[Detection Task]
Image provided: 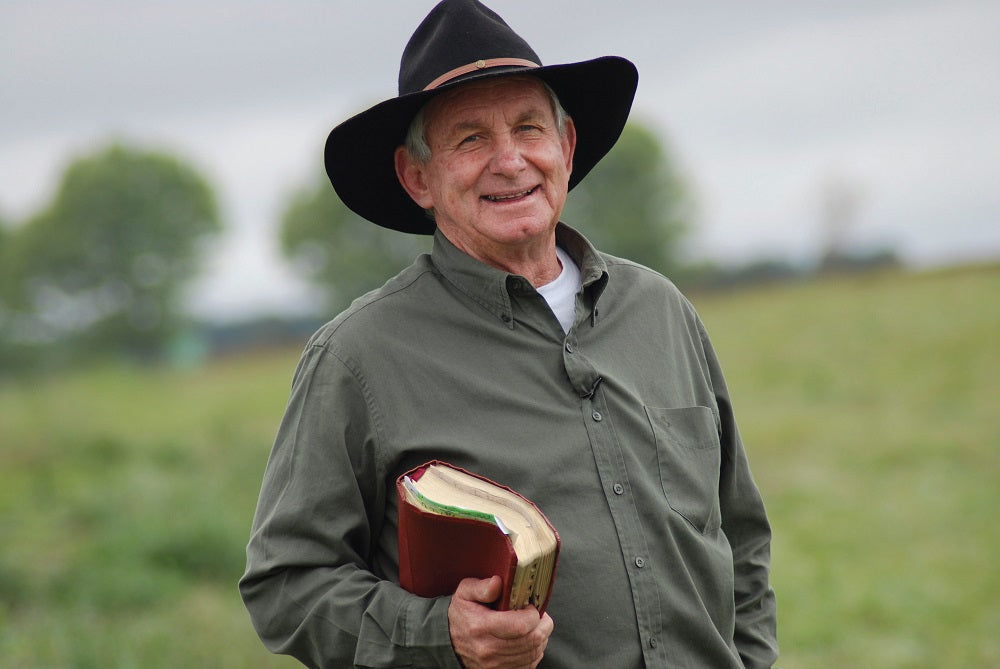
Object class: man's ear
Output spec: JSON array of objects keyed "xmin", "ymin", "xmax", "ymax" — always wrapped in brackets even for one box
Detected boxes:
[
  {"xmin": 562, "ymin": 117, "xmax": 577, "ymax": 175},
  {"xmin": 394, "ymin": 146, "xmax": 434, "ymax": 209}
]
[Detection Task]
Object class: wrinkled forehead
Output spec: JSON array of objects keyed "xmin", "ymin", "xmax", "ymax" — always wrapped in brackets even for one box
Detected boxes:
[{"xmin": 423, "ymin": 75, "xmax": 553, "ymax": 127}]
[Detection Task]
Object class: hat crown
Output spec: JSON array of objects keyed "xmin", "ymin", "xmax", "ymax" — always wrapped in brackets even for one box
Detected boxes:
[{"xmin": 399, "ymin": 0, "xmax": 541, "ymax": 95}]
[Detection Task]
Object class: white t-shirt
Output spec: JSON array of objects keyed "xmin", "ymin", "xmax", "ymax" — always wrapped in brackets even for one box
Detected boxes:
[{"xmin": 536, "ymin": 245, "xmax": 583, "ymax": 334}]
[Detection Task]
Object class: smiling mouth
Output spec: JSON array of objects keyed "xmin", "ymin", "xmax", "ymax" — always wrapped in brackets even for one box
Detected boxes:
[{"xmin": 483, "ymin": 186, "xmax": 538, "ymax": 202}]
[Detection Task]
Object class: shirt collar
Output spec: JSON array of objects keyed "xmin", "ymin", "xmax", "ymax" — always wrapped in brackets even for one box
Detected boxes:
[{"xmin": 431, "ymin": 223, "xmax": 609, "ymax": 328}]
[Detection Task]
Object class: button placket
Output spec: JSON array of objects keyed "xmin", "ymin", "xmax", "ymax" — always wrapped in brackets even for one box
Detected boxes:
[{"xmin": 581, "ymin": 386, "xmax": 662, "ymax": 668}]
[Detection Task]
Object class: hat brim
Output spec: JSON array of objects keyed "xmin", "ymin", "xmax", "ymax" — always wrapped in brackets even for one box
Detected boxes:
[{"xmin": 324, "ymin": 56, "xmax": 638, "ymax": 234}]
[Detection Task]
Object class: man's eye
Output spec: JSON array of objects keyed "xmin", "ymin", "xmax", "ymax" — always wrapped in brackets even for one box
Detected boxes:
[{"xmin": 460, "ymin": 134, "xmax": 481, "ymax": 145}]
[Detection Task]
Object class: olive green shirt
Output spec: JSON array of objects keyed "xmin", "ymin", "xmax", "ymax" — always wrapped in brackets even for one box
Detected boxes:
[{"xmin": 240, "ymin": 224, "xmax": 778, "ymax": 668}]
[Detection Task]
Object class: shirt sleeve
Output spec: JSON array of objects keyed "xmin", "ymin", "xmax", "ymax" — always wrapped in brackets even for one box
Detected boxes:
[
  {"xmin": 700, "ymin": 321, "xmax": 780, "ymax": 669},
  {"xmin": 239, "ymin": 342, "xmax": 462, "ymax": 668}
]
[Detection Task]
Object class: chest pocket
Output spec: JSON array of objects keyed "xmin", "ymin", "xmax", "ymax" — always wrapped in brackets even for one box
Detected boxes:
[{"xmin": 645, "ymin": 405, "xmax": 722, "ymax": 534}]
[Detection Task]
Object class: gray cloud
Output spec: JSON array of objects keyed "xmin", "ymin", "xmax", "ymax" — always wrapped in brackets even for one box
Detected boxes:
[{"xmin": 2, "ymin": 0, "xmax": 998, "ymax": 318}]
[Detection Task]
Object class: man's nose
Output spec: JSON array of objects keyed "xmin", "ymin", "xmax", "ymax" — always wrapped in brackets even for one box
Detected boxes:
[{"xmin": 489, "ymin": 135, "xmax": 526, "ymax": 176}]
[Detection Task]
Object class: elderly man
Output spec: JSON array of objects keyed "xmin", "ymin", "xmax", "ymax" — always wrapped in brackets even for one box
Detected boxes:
[{"xmin": 240, "ymin": 1, "xmax": 779, "ymax": 668}]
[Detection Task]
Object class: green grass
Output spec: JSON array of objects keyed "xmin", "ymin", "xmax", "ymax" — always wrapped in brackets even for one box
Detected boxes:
[
  {"xmin": 0, "ymin": 353, "xmax": 302, "ymax": 668},
  {"xmin": 1, "ymin": 263, "xmax": 998, "ymax": 667},
  {"xmin": 693, "ymin": 264, "xmax": 1000, "ymax": 668}
]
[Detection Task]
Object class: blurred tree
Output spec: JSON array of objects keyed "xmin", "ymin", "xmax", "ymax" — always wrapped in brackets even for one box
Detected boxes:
[
  {"xmin": 561, "ymin": 120, "xmax": 694, "ymax": 278},
  {"xmin": 7, "ymin": 143, "xmax": 221, "ymax": 360},
  {"xmin": 279, "ymin": 174, "xmax": 431, "ymax": 314},
  {"xmin": 0, "ymin": 214, "xmax": 18, "ymax": 368},
  {"xmin": 0, "ymin": 212, "xmax": 13, "ymax": 306}
]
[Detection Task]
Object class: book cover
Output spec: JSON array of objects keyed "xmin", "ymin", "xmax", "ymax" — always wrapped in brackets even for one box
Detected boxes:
[{"xmin": 396, "ymin": 460, "xmax": 559, "ymax": 612}]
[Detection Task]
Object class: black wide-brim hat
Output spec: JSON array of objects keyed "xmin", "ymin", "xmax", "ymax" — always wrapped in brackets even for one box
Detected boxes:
[{"xmin": 324, "ymin": 0, "xmax": 638, "ymax": 234}]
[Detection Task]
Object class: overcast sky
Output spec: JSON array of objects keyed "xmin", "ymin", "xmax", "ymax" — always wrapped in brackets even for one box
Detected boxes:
[{"xmin": 2, "ymin": 0, "xmax": 998, "ymax": 320}]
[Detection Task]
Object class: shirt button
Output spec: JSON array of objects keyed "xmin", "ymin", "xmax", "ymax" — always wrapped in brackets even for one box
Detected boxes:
[
  {"xmin": 634, "ymin": 556, "xmax": 646, "ymax": 568},
  {"xmin": 649, "ymin": 638, "xmax": 658, "ymax": 649},
  {"xmin": 564, "ymin": 341, "xmax": 574, "ymax": 353},
  {"xmin": 613, "ymin": 483, "xmax": 624, "ymax": 495},
  {"xmin": 591, "ymin": 410, "xmax": 603, "ymax": 422}
]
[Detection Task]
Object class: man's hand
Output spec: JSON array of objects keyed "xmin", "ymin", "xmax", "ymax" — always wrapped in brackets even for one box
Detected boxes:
[{"xmin": 448, "ymin": 576, "xmax": 554, "ymax": 669}]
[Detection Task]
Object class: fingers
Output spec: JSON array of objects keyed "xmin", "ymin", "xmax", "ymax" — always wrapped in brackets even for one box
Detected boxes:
[
  {"xmin": 455, "ymin": 574, "xmax": 503, "ymax": 606},
  {"xmin": 529, "ymin": 613, "xmax": 553, "ymax": 668},
  {"xmin": 449, "ymin": 577, "xmax": 554, "ymax": 669}
]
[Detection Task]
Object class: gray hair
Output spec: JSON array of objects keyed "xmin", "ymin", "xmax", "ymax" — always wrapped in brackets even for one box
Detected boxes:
[{"xmin": 403, "ymin": 77, "xmax": 570, "ymax": 165}]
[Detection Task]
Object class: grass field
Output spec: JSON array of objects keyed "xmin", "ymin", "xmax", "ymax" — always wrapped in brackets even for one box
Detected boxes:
[{"xmin": 1, "ymin": 263, "xmax": 998, "ymax": 668}]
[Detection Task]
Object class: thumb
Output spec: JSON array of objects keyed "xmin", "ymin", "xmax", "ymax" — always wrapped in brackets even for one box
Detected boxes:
[{"xmin": 454, "ymin": 575, "xmax": 503, "ymax": 605}]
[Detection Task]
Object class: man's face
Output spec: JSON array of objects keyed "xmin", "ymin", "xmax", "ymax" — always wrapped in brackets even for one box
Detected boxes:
[{"xmin": 396, "ymin": 76, "xmax": 576, "ymax": 261}]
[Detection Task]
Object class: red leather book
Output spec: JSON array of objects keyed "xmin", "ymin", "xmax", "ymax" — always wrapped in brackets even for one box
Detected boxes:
[{"xmin": 396, "ymin": 460, "xmax": 560, "ymax": 612}]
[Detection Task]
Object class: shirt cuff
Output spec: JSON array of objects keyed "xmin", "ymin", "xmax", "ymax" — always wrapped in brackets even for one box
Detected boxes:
[{"xmin": 400, "ymin": 594, "xmax": 462, "ymax": 668}]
